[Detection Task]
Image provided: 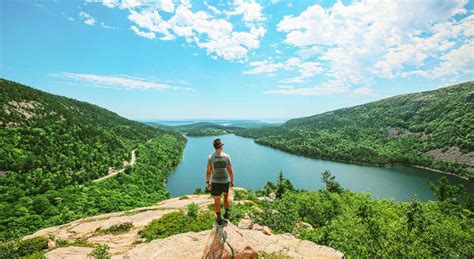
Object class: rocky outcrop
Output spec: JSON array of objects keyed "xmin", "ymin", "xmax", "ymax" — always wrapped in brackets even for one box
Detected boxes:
[
  {"xmin": 25, "ymin": 191, "xmax": 343, "ymax": 258},
  {"xmin": 45, "ymin": 246, "xmax": 93, "ymax": 259}
]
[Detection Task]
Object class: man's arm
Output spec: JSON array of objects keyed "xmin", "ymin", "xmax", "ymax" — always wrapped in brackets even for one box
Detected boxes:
[
  {"xmin": 227, "ymin": 163, "xmax": 234, "ymax": 187},
  {"xmin": 206, "ymin": 164, "xmax": 212, "ymax": 190}
]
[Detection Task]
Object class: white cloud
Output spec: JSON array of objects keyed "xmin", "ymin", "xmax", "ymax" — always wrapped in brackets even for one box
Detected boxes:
[
  {"xmin": 102, "ymin": 0, "xmax": 144, "ymax": 9},
  {"xmin": 101, "ymin": 22, "xmax": 116, "ymax": 29},
  {"xmin": 225, "ymin": 0, "xmax": 264, "ymax": 23},
  {"xmin": 267, "ymin": 80, "xmax": 373, "ymax": 96},
  {"xmin": 274, "ymin": 0, "xmax": 472, "ymax": 87},
  {"xmin": 243, "ymin": 57, "xmax": 323, "ymax": 79},
  {"xmin": 401, "ymin": 41, "xmax": 474, "ymax": 78},
  {"xmin": 243, "ymin": 60, "xmax": 284, "ymax": 75},
  {"xmin": 266, "ymin": 80, "xmax": 350, "ymax": 96},
  {"xmin": 431, "ymin": 41, "xmax": 474, "ymax": 77},
  {"xmin": 204, "ymin": 2, "xmax": 222, "ymax": 15},
  {"xmin": 79, "ymin": 11, "xmax": 96, "ymax": 25},
  {"xmin": 131, "ymin": 25, "xmax": 156, "ymax": 39},
  {"xmin": 279, "ymin": 77, "xmax": 307, "ymax": 84},
  {"xmin": 102, "ymin": 0, "xmax": 265, "ymax": 61},
  {"xmin": 54, "ymin": 72, "xmax": 172, "ymax": 90}
]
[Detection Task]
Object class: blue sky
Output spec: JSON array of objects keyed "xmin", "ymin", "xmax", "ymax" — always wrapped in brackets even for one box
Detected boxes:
[{"xmin": 1, "ymin": 0, "xmax": 473, "ymax": 120}]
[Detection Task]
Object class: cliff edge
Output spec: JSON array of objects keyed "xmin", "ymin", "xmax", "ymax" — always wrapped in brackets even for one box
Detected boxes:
[{"xmin": 25, "ymin": 190, "xmax": 344, "ymax": 258}]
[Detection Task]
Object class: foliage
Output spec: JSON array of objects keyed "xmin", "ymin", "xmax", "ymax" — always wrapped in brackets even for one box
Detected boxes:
[
  {"xmin": 187, "ymin": 202, "xmax": 200, "ymax": 218},
  {"xmin": 179, "ymin": 195, "xmax": 189, "ymax": 200},
  {"xmin": 429, "ymin": 177, "xmax": 464, "ymax": 203},
  {"xmin": 0, "ymin": 236, "xmax": 48, "ymax": 258},
  {"xmin": 0, "ymin": 79, "xmax": 186, "ymax": 240},
  {"xmin": 257, "ymin": 171, "xmax": 295, "ymax": 198},
  {"xmin": 233, "ymin": 189, "xmax": 257, "ymax": 201},
  {"xmin": 96, "ymin": 222, "xmax": 133, "ymax": 235},
  {"xmin": 236, "ymin": 81, "xmax": 474, "ymax": 179},
  {"xmin": 139, "ymin": 210, "xmax": 214, "ymax": 241},
  {"xmin": 321, "ymin": 170, "xmax": 343, "ymax": 193},
  {"xmin": 88, "ymin": 244, "xmax": 110, "ymax": 259},
  {"xmin": 250, "ymin": 172, "xmax": 474, "ymax": 257}
]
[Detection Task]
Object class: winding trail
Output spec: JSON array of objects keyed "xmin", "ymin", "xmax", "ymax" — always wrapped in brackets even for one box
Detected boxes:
[{"xmin": 93, "ymin": 149, "xmax": 136, "ymax": 183}]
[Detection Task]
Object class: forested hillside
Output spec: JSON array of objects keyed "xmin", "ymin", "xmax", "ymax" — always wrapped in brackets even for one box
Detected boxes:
[
  {"xmin": 0, "ymin": 79, "xmax": 186, "ymax": 240},
  {"xmin": 237, "ymin": 81, "xmax": 474, "ymax": 179}
]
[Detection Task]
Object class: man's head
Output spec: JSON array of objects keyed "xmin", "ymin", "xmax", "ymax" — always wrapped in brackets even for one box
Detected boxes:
[{"xmin": 213, "ymin": 138, "xmax": 224, "ymax": 150}]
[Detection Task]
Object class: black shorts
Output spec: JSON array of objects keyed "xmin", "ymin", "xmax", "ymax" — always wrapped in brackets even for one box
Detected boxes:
[{"xmin": 211, "ymin": 182, "xmax": 230, "ymax": 196}]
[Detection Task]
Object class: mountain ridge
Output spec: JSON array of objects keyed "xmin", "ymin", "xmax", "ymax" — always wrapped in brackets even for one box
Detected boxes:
[{"xmin": 0, "ymin": 79, "xmax": 186, "ymax": 240}]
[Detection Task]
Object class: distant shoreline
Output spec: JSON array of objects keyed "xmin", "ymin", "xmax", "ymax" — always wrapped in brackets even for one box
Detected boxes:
[{"xmin": 412, "ymin": 165, "xmax": 469, "ymax": 181}]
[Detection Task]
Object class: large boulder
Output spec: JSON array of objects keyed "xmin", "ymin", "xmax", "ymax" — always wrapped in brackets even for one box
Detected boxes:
[
  {"xmin": 203, "ymin": 222, "xmax": 258, "ymax": 259},
  {"xmin": 45, "ymin": 246, "xmax": 93, "ymax": 259},
  {"xmin": 123, "ymin": 221, "xmax": 258, "ymax": 259}
]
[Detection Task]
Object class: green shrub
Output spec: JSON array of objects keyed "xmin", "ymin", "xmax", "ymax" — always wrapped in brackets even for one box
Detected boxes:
[
  {"xmin": 139, "ymin": 211, "xmax": 214, "ymax": 241},
  {"xmin": 96, "ymin": 222, "xmax": 133, "ymax": 235},
  {"xmin": 179, "ymin": 195, "xmax": 189, "ymax": 200},
  {"xmin": 16, "ymin": 237, "xmax": 48, "ymax": 257},
  {"xmin": 228, "ymin": 203, "xmax": 254, "ymax": 225},
  {"xmin": 0, "ymin": 240, "xmax": 17, "ymax": 259},
  {"xmin": 187, "ymin": 202, "xmax": 200, "ymax": 218},
  {"xmin": 88, "ymin": 244, "xmax": 110, "ymax": 259},
  {"xmin": 23, "ymin": 251, "xmax": 46, "ymax": 259}
]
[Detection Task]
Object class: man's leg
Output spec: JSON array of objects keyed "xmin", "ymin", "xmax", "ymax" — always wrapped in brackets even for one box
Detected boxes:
[
  {"xmin": 223, "ymin": 191, "xmax": 230, "ymax": 220},
  {"xmin": 214, "ymin": 195, "xmax": 223, "ymax": 225},
  {"xmin": 214, "ymin": 195, "xmax": 221, "ymax": 214},
  {"xmin": 223, "ymin": 192, "xmax": 230, "ymax": 209}
]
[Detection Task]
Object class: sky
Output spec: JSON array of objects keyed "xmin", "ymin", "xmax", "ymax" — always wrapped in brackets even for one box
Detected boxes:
[{"xmin": 1, "ymin": 0, "xmax": 473, "ymax": 120}]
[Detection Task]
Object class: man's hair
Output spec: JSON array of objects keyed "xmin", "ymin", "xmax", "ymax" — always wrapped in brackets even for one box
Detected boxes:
[{"xmin": 213, "ymin": 138, "xmax": 223, "ymax": 149}]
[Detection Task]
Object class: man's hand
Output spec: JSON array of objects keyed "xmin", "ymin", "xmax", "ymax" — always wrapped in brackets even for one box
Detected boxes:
[
  {"xmin": 206, "ymin": 182, "xmax": 211, "ymax": 191},
  {"xmin": 230, "ymin": 181, "xmax": 234, "ymax": 187}
]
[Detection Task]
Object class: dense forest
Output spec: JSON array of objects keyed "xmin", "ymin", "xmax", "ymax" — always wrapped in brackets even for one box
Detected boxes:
[
  {"xmin": 237, "ymin": 81, "xmax": 474, "ymax": 179},
  {"xmin": 0, "ymin": 79, "xmax": 186, "ymax": 240}
]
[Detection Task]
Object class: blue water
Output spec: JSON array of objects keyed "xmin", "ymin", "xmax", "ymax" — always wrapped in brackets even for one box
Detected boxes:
[{"xmin": 166, "ymin": 134, "xmax": 473, "ymax": 201}]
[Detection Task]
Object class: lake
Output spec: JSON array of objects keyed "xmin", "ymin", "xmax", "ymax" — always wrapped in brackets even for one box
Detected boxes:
[{"xmin": 166, "ymin": 134, "xmax": 474, "ymax": 201}]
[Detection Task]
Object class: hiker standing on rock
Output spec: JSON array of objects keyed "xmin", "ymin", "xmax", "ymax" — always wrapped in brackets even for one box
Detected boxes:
[{"xmin": 206, "ymin": 138, "xmax": 234, "ymax": 226}]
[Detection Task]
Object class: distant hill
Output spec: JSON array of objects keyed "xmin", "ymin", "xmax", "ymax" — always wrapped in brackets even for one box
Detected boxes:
[
  {"xmin": 237, "ymin": 81, "xmax": 474, "ymax": 179},
  {"xmin": 0, "ymin": 79, "xmax": 186, "ymax": 240},
  {"xmin": 146, "ymin": 120, "xmax": 283, "ymax": 137},
  {"xmin": 146, "ymin": 121, "xmax": 243, "ymax": 136}
]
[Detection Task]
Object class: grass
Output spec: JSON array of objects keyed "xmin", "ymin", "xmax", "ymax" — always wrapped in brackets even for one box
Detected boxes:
[
  {"xmin": 139, "ymin": 210, "xmax": 214, "ymax": 241},
  {"xmin": 95, "ymin": 222, "xmax": 133, "ymax": 235}
]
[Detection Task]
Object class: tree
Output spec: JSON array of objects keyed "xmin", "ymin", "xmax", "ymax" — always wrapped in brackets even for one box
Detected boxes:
[
  {"xmin": 321, "ymin": 170, "xmax": 342, "ymax": 193},
  {"xmin": 406, "ymin": 195, "xmax": 424, "ymax": 232},
  {"xmin": 429, "ymin": 177, "xmax": 463, "ymax": 203},
  {"xmin": 276, "ymin": 171, "xmax": 294, "ymax": 199}
]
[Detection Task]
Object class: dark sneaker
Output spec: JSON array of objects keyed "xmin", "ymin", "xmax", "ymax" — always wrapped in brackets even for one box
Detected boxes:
[
  {"xmin": 216, "ymin": 215, "xmax": 223, "ymax": 226},
  {"xmin": 223, "ymin": 211, "xmax": 229, "ymax": 220}
]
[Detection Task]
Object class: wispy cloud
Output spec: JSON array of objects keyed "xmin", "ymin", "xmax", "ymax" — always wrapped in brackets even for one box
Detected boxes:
[
  {"xmin": 34, "ymin": 3, "xmax": 46, "ymax": 9},
  {"xmin": 100, "ymin": 22, "xmax": 116, "ymax": 29},
  {"xmin": 266, "ymin": 80, "xmax": 373, "ymax": 96},
  {"xmin": 79, "ymin": 11, "xmax": 96, "ymax": 26},
  {"xmin": 52, "ymin": 72, "xmax": 173, "ymax": 90}
]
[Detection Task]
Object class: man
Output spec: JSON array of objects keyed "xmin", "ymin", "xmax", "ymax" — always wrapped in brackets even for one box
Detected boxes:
[{"xmin": 206, "ymin": 138, "xmax": 234, "ymax": 226}]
